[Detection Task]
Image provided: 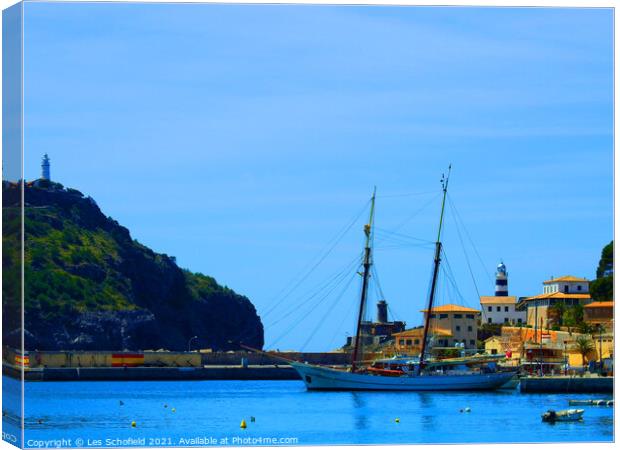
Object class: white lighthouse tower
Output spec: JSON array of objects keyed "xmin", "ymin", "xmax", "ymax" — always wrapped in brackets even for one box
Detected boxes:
[
  {"xmin": 41, "ymin": 154, "xmax": 50, "ymax": 181},
  {"xmin": 495, "ymin": 261, "xmax": 508, "ymax": 296}
]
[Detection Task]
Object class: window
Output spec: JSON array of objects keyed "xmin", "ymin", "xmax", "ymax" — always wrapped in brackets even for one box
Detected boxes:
[
  {"xmin": 399, "ymin": 339, "xmax": 405, "ymax": 345},
  {"xmin": 406, "ymin": 339, "xmax": 412, "ymax": 346},
  {"xmin": 504, "ymin": 318, "xmax": 509, "ymax": 323},
  {"xmin": 430, "ymin": 314, "xmax": 436, "ymax": 319},
  {"xmin": 456, "ymin": 325, "xmax": 461, "ymax": 331},
  {"xmin": 414, "ymin": 339, "xmax": 420, "ymax": 345},
  {"xmin": 491, "ymin": 349, "xmax": 498, "ymax": 355},
  {"xmin": 439, "ymin": 314, "xmax": 448, "ymax": 319},
  {"xmin": 487, "ymin": 318, "xmax": 492, "ymax": 324},
  {"xmin": 468, "ymin": 326, "xmax": 472, "ymax": 332},
  {"xmin": 517, "ymin": 318, "xmax": 522, "ymax": 324},
  {"xmin": 504, "ymin": 306, "xmax": 509, "ymax": 312},
  {"xmin": 466, "ymin": 314, "xmax": 475, "ymax": 319},
  {"xmin": 469, "ymin": 340, "xmax": 476, "ymax": 345},
  {"xmin": 564, "ymin": 285, "xmax": 569, "ymax": 293},
  {"xmin": 488, "ymin": 306, "xmax": 492, "ymax": 312},
  {"xmin": 577, "ymin": 285, "xmax": 582, "ymax": 291},
  {"xmin": 454, "ymin": 314, "xmax": 463, "ymax": 318},
  {"xmin": 496, "ymin": 306, "xmax": 501, "ymax": 312}
]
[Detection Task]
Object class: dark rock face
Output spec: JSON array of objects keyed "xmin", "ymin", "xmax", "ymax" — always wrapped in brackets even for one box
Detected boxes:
[
  {"xmin": 3, "ymin": 182, "xmax": 264, "ymax": 351},
  {"xmin": 25, "ymin": 310, "xmax": 161, "ymax": 351}
]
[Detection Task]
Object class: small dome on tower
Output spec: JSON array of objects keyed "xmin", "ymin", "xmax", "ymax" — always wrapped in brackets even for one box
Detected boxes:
[{"xmin": 497, "ymin": 262, "xmax": 506, "ymax": 273}]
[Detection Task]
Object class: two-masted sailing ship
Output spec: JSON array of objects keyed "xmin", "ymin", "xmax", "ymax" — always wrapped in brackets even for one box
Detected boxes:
[{"xmin": 288, "ymin": 167, "xmax": 517, "ymax": 390}]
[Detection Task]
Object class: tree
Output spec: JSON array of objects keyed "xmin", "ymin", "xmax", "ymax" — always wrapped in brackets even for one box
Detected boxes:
[
  {"xmin": 549, "ymin": 302, "xmax": 566, "ymax": 327},
  {"xmin": 591, "ymin": 241, "xmax": 613, "ymax": 301},
  {"xmin": 574, "ymin": 335, "xmax": 595, "ymax": 368},
  {"xmin": 590, "ymin": 276, "xmax": 613, "ymax": 302},
  {"xmin": 563, "ymin": 304, "xmax": 584, "ymax": 333},
  {"xmin": 596, "ymin": 241, "xmax": 613, "ymax": 279},
  {"xmin": 578, "ymin": 321, "xmax": 595, "ymax": 335}
]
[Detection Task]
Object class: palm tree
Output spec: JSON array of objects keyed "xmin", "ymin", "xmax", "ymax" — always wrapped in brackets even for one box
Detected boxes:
[
  {"xmin": 574, "ymin": 335, "xmax": 595, "ymax": 368},
  {"xmin": 578, "ymin": 321, "xmax": 595, "ymax": 335}
]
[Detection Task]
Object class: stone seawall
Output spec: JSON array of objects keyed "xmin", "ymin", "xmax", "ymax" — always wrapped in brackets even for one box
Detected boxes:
[
  {"xmin": 4, "ymin": 364, "xmax": 303, "ymax": 381},
  {"xmin": 520, "ymin": 376, "xmax": 613, "ymax": 393},
  {"xmin": 3, "ymin": 348, "xmax": 358, "ymax": 369}
]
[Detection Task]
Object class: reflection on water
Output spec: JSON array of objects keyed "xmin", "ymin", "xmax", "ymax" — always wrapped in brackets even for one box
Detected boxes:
[
  {"xmin": 8, "ymin": 377, "xmax": 614, "ymax": 446},
  {"xmin": 350, "ymin": 392, "xmax": 368, "ymax": 431}
]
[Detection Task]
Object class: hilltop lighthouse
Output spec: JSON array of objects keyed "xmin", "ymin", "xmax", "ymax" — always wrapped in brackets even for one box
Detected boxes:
[
  {"xmin": 41, "ymin": 154, "xmax": 51, "ymax": 181},
  {"xmin": 495, "ymin": 261, "xmax": 508, "ymax": 296}
]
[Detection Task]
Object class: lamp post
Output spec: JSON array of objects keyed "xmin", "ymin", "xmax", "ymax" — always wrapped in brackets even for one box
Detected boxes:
[
  {"xmin": 563, "ymin": 340, "xmax": 568, "ymax": 375},
  {"xmin": 188, "ymin": 335, "xmax": 198, "ymax": 352},
  {"xmin": 539, "ymin": 317, "xmax": 544, "ymax": 376},
  {"xmin": 598, "ymin": 325, "xmax": 603, "ymax": 374}
]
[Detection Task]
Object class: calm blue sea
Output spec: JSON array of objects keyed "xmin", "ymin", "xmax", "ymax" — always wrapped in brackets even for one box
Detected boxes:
[{"xmin": 2, "ymin": 376, "xmax": 614, "ymax": 447}]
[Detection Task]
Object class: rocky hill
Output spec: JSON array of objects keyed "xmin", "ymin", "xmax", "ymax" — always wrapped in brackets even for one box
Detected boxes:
[{"xmin": 2, "ymin": 180, "xmax": 264, "ymax": 351}]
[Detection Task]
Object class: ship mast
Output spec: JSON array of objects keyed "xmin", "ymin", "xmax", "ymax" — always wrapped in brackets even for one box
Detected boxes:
[
  {"xmin": 419, "ymin": 166, "xmax": 451, "ymax": 371},
  {"xmin": 351, "ymin": 187, "xmax": 376, "ymax": 373}
]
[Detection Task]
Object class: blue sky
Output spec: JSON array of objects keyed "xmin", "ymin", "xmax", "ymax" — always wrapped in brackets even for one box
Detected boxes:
[{"xmin": 22, "ymin": 3, "xmax": 613, "ymax": 351}]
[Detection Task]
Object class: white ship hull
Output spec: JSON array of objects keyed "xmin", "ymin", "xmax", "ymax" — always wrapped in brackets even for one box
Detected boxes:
[{"xmin": 290, "ymin": 361, "xmax": 516, "ymax": 391}]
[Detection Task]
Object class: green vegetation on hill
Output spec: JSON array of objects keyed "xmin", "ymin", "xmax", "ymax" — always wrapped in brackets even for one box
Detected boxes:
[
  {"xmin": 25, "ymin": 207, "xmax": 135, "ymax": 316},
  {"xmin": 2, "ymin": 181, "xmax": 264, "ymax": 351}
]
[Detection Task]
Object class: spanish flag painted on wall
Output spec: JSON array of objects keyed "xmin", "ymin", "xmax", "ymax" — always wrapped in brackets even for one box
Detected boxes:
[
  {"xmin": 112, "ymin": 353, "xmax": 144, "ymax": 367},
  {"xmin": 15, "ymin": 352, "xmax": 29, "ymax": 367}
]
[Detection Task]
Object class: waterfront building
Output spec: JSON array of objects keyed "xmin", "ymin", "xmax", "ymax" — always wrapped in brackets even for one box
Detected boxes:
[
  {"xmin": 542, "ymin": 275, "xmax": 589, "ymax": 294},
  {"xmin": 392, "ymin": 327, "xmax": 452, "ymax": 354},
  {"xmin": 522, "ymin": 341, "xmax": 568, "ymax": 374},
  {"xmin": 420, "ymin": 304, "xmax": 480, "ymax": 349},
  {"xmin": 480, "ymin": 296, "xmax": 525, "ymax": 325},
  {"xmin": 584, "ymin": 301, "xmax": 614, "ymax": 327},
  {"xmin": 492, "ymin": 325, "xmax": 612, "ymax": 371},
  {"xmin": 521, "ymin": 275, "xmax": 592, "ymax": 328},
  {"xmin": 479, "ymin": 262, "xmax": 526, "ymax": 325},
  {"xmin": 592, "ymin": 331, "xmax": 614, "ymax": 360}
]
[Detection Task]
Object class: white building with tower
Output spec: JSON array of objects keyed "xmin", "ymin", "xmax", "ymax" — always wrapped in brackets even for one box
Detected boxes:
[{"xmin": 480, "ymin": 262, "xmax": 526, "ymax": 325}]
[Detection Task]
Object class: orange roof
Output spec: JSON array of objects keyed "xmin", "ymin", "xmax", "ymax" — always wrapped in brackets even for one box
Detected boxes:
[
  {"xmin": 393, "ymin": 327, "xmax": 452, "ymax": 338},
  {"xmin": 584, "ymin": 301, "xmax": 614, "ymax": 309},
  {"xmin": 420, "ymin": 304, "xmax": 480, "ymax": 313},
  {"xmin": 480, "ymin": 296, "xmax": 517, "ymax": 305},
  {"xmin": 525, "ymin": 292, "xmax": 591, "ymax": 301},
  {"xmin": 543, "ymin": 276, "xmax": 589, "ymax": 285}
]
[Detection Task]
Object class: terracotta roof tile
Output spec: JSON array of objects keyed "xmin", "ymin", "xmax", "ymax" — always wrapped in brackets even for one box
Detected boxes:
[
  {"xmin": 393, "ymin": 327, "xmax": 452, "ymax": 337},
  {"xmin": 543, "ymin": 275, "xmax": 589, "ymax": 285},
  {"xmin": 524, "ymin": 292, "xmax": 591, "ymax": 301},
  {"xmin": 420, "ymin": 304, "xmax": 480, "ymax": 313},
  {"xmin": 480, "ymin": 296, "xmax": 517, "ymax": 305},
  {"xmin": 584, "ymin": 301, "xmax": 614, "ymax": 308}
]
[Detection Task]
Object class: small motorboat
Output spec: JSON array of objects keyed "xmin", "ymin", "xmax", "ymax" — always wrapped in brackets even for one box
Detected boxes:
[
  {"xmin": 541, "ymin": 409, "xmax": 585, "ymax": 423},
  {"xmin": 569, "ymin": 399, "xmax": 613, "ymax": 406}
]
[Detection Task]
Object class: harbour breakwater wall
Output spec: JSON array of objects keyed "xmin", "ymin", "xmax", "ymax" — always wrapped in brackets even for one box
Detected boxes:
[
  {"xmin": 3, "ymin": 364, "xmax": 302, "ymax": 382},
  {"xmin": 3, "ymin": 347, "xmax": 362, "ymax": 369},
  {"xmin": 520, "ymin": 376, "xmax": 613, "ymax": 393}
]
